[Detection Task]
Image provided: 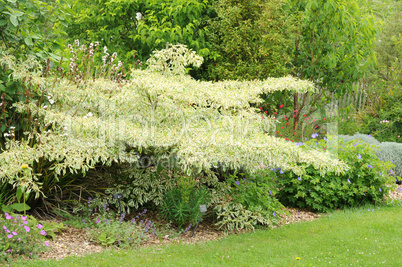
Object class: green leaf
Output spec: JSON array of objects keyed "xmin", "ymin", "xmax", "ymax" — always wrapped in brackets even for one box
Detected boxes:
[
  {"xmin": 16, "ymin": 187, "xmax": 23, "ymax": 202},
  {"xmin": 0, "ymin": 20, "xmax": 7, "ymax": 26},
  {"xmin": 1, "ymin": 205, "xmax": 11, "ymax": 213},
  {"xmin": 24, "ymin": 37, "xmax": 33, "ymax": 46},
  {"xmin": 10, "ymin": 15, "xmax": 18, "ymax": 27},
  {"xmin": 7, "ymin": 0, "xmax": 17, "ymax": 3},
  {"xmin": 9, "ymin": 203, "xmax": 31, "ymax": 212}
]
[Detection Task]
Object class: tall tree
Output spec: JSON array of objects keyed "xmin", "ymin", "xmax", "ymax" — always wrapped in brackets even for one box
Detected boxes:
[
  {"xmin": 289, "ymin": 0, "xmax": 378, "ymax": 130},
  {"xmin": 205, "ymin": 0, "xmax": 293, "ymax": 81},
  {"xmin": 65, "ymin": 0, "xmax": 215, "ymax": 68}
]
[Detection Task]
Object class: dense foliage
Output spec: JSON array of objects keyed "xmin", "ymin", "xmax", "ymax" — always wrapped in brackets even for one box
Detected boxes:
[
  {"xmin": 64, "ymin": 0, "xmax": 215, "ymax": 68},
  {"xmin": 0, "ymin": 1, "xmax": 400, "ymax": 262},
  {"xmin": 205, "ymin": 0, "xmax": 293, "ymax": 80},
  {"xmin": 277, "ymin": 137, "xmax": 396, "ymax": 212}
]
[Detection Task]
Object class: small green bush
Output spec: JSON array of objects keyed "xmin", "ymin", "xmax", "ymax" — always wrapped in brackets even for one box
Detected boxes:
[
  {"xmin": 377, "ymin": 142, "xmax": 402, "ymax": 179},
  {"xmin": 338, "ymin": 133, "xmax": 381, "ymax": 146},
  {"xmin": 159, "ymin": 176, "xmax": 210, "ymax": 229},
  {"xmin": 104, "ymin": 168, "xmax": 177, "ymax": 214},
  {"xmin": 277, "ymin": 137, "xmax": 395, "ymax": 212},
  {"xmin": 338, "ymin": 135, "xmax": 402, "ymax": 179},
  {"xmin": 214, "ymin": 171, "xmax": 285, "ymax": 231}
]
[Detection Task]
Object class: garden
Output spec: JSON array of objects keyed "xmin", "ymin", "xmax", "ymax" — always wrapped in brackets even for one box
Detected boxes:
[{"xmin": 0, "ymin": 0, "xmax": 401, "ymax": 265}]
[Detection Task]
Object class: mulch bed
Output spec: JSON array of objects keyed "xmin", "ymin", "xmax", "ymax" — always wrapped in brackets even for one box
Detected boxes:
[{"xmin": 37, "ymin": 185, "xmax": 402, "ymax": 261}]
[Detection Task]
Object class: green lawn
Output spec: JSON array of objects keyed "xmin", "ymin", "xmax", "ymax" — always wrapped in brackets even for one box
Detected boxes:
[{"xmin": 20, "ymin": 203, "xmax": 402, "ymax": 267}]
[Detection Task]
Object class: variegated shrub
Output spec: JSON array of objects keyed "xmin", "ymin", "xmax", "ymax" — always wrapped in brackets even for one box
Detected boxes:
[{"xmin": 0, "ymin": 44, "xmax": 348, "ymax": 199}]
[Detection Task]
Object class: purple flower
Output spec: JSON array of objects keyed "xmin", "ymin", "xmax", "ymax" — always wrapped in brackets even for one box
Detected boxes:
[
  {"xmin": 45, "ymin": 241, "xmax": 49, "ymax": 247},
  {"xmin": 305, "ymin": 137, "xmax": 308, "ymax": 141},
  {"xmin": 379, "ymin": 188, "xmax": 382, "ymax": 192},
  {"xmin": 297, "ymin": 177, "xmax": 302, "ymax": 181},
  {"xmin": 398, "ymin": 187, "xmax": 401, "ymax": 193},
  {"xmin": 96, "ymin": 218, "xmax": 100, "ymax": 224},
  {"xmin": 24, "ymin": 226, "xmax": 30, "ymax": 233},
  {"xmin": 5, "ymin": 213, "xmax": 12, "ymax": 220},
  {"xmin": 323, "ymin": 137, "xmax": 327, "ymax": 141},
  {"xmin": 378, "ymin": 157, "xmax": 381, "ymax": 160},
  {"xmin": 311, "ymin": 133, "xmax": 319, "ymax": 139},
  {"xmin": 379, "ymin": 171, "xmax": 381, "ymax": 175},
  {"xmin": 273, "ymin": 211, "xmax": 276, "ymax": 217},
  {"xmin": 21, "ymin": 216, "xmax": 27, "ymax": 221},
  {"xmin": 7, "ymin": 234, "xmax": 13, "ymax": 239},
  {"xmin": 358, "ymin": 175, "xmax": 360, "ymax": 177},
  {"xmin": 347, "ymin": 179, "xmax": 351, "ymax": 183},
  {"xmin": 357, "ymin": 154, "xmax": 361, "ymax": 160},
  {"xmin": 367, "ymin": 165, "xmax": 373, "ymax": 168},
  {"xmin": 368, "ymin": 134, "xmax": 372, "ymax": 137},
  {"xmin": 269, "ymin": 190, "xmax": 272, "ymax": 195},
  {"xmin": 23, "ymin": 221, "xmax": 28, "ymax": 224},
  {"xmin": 243, "ymin": 178, "xmax": 247, "ymax": 182},
  {"xmin": 235, "ymin": 181, "xmax": 240, "ymax": 185},
  {"xmin": 271, "ymin": 168, "xmax": 277, "ymax": 171},
  {"xmin": 40, "ymin": 230, "xmax": 47, "ymax": 236},
  {"xmin": 3, "ymin": 226, "xmax": 7, "ymax": 230},
  {"xmin": 391, "ymin": 159, "xmax": 394, "ymax": 163},
  {"xmin": 353, "ymin": 143, "xmax": 357, "ymax": 147},
  {"xmin": 37, "ymin": 223, "xmax": 43, "ymax": 229},
  {"xmin": 12, "ymin": 231, "xmax": 17, "ymax": 236},
  {"xmin": 280, "ymin": 170, "xmax": 284, "ymax": 174}
]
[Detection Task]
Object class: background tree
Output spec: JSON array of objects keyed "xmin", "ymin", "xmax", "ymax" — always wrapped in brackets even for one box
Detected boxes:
[
  {"xmin": 204, "ymin": 0, "xmax": 293, "ymax": 81},
  {"xmin": 65, "ymin": 0, "xmax": 216, "ymax": 70},
  {"xmin": 0, "ymin": 0, "xmax": 69, "ymax": 60},
  {"xmin": 288, "ymin": 0, "xmax": 378, "ymax": 131}
]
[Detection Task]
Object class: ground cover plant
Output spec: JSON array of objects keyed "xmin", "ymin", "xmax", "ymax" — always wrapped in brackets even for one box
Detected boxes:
[
  {"xmin": 17, "ymin": 202, "xmax": 402, "ymax": 266},
  {"xmin": 0, "ymin": 210, "xmax": 64, "ymax": 262}
]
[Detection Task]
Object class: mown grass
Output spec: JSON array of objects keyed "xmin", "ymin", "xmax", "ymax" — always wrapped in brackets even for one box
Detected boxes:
[{"xmin": 19, "ymin": 202, "xmax": 402, "ymax": 267}]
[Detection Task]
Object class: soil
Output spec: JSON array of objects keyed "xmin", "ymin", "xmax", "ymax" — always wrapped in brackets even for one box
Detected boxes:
[{"xmin": 36, "ymin": 185, "xmax": 402, "ymax": 262}]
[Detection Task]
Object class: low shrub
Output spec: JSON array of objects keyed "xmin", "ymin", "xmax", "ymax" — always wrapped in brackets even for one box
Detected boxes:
[
  {"xmin": 214, "ymin": 171, "xmax": 286, "ymax": 231},
  {"xmin": 377, "ymin": 142, "xmax": 402, "ymax": 179},
  {"xmin": 104, "ymin": 167, "xmax": 177, "ymax": 214},
  {"xmin": 86, "ymin": 209, "xmax": 152, "ymax": 248},
  {"xmin": 159, "ymin": 176, "xmax": 210, "ymax": 228},
  {"xmin": 338, "ymin": 134, "xmax": 402, "ymax": 179},
  {"xmin": 277, "ymin": 137, "xmax": 395, "ymax": 212},
  {"xmin": 338, "ymin": 133, "xmax": 381, "ymax": 146},
  {"xmin": 0, "ymin": 212, "xmax": 63, "ymax": 263}
]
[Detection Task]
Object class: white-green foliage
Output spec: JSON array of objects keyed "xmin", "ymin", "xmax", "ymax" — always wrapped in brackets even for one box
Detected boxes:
[
  {"xmin": 146, "ymin": 43, "xmax": 203, "ymax": 75},
  {"xmin": 0, "ymin": 44, "xmax": 349, "ymax": 197},
  {"xmin": 377, "ymin": 142, "xmax": 402, "ymax": 178},
  {"xmin": 338, "ymin": 133, "xmax": 381, "ymax": 146},
  {"xmin": 104, "ymin": 168, "xmax": 177, "ymax": 213},
  {"xmin": 214, "ymin": 202, "xmax": 275, "ymax": 231}
]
